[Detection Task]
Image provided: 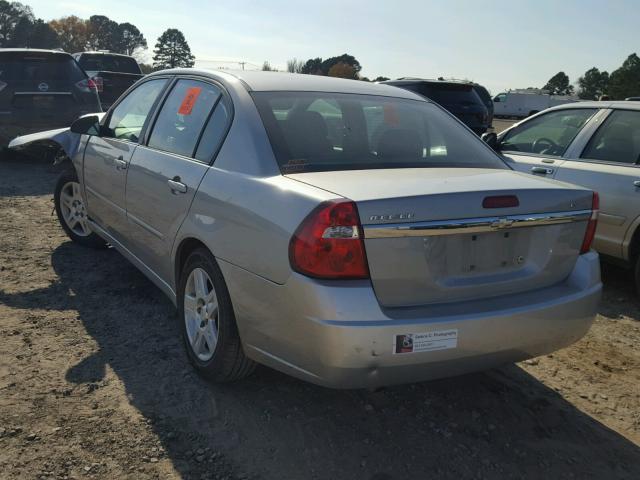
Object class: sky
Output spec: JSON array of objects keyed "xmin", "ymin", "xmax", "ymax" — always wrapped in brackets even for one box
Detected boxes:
[{"xmin": 28, "ymin": 0, "xmax": 640, "ymax": 95}]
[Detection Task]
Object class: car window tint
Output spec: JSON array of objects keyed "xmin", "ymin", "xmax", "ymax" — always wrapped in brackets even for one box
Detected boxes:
[
  {"xmin": 0, "ymin": 52, "xmax": 86, "ymax": 84},
  {"xmin": 252, "ymin": 92, "xmax": 507, "ymax": 173},
  {"xmin": 194, "ymin": 96, "xmax": 230, "ymax": 162},
  {"xmin": 581, "ymin": 110, "xmax": 640, "ymax": 164},
  {"xmin": 501, "ymin": 109, "xmax": 596, "ymax": 156},
  {"xmin": 106, "ymin": 79, "xmax": 167, "ymax": 142},
  {"xmin": 148, "ymin": 80, "xmax": 221, "ymax": 158}
]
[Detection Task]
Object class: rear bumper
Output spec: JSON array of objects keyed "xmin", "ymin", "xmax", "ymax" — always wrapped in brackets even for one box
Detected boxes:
[{"xmin": 220, "ymin": 252, "xmax": 601, "ymax": 389}]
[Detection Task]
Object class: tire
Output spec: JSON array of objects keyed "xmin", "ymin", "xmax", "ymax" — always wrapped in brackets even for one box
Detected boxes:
[
  {"xmin": 54, "ymin": 170, "xmax": 107, "ymax": 248},
  {"xmin": 635, "ymin": 255, "xmax": 640, "ymax": 298},
  {"xmin": 178, "ymin": 248, "xmax": 256, "ymax": 382}
]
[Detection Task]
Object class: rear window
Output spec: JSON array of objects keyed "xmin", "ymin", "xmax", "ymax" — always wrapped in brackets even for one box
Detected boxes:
[
  {"xmin": 402, "ymin": 83, "xmax": 481, "ymax": 106},
  {"xmin": 0, "ymin": 53, "xmax": 86, "ymax": 83},
  {"xmin": 77, "ymin": 54, "xmax": 140, "ymax": 74},
  {"xmin": 252, "ymin": 92, "xmax": 507, "ymax": 174}
]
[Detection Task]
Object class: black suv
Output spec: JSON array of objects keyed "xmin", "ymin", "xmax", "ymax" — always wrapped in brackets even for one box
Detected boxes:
[
  {"xmin": 72, "ymin": 51, "xmax": 144, "ymax": 110},
  {"xmin": 0, "ymin": 49, "xmax": 101, "ymax": 148},
  {"xmin": 382, "ymin": 78, "xmax": 490, "ymax": 135}
]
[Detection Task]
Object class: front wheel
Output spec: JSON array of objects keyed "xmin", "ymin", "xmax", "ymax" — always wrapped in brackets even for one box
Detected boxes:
[
  {"xmin": 178, "ymin": 248, "xmax": 256, "ymax": 382},
  {"xmin": 635, "ymin": 255, "xmax": 640, "ymax": 298},
  {"xmin": 54, "ymin": 170, "xmax": 106, "ymax": 248}
]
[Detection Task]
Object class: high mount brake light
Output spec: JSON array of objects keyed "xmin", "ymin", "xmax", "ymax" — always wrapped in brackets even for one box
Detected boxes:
[
  {"xmin": 580, "ymin": 192, "xmax": 599, "ymax": 254},
  {"xmin": 482, "ymin": 195, "xmax": 519, "ymax": 208},
  {"xmin": 289, "ymin": 200, "xmax": 369, "ymax": 279}
]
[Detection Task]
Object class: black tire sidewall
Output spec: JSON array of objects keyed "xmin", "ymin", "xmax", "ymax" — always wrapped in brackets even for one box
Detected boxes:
[
  {"xmin": 635, "ymin": 255, "xmax": 640, "ymax": 298},
  {"xmin": 177, "ymin": 248, "xmax": 239, "ymax": 376},
  {"xmin": 54, "ymin": 170, "xmax": 106, "ymax": 248}
]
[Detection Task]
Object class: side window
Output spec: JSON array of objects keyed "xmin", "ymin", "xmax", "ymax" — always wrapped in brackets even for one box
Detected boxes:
[
  {"xmin": 581, "ymin": 110, "xmax": 640, "ymax": 165},
  {"xmin": 501, "ymin": 109, "xmax": 596, "ymax": 156},
  {"xmin": 105, "ymin": 79, "xmax": 167, "ymax": 142},
  {"xmin": 494, "ymin": 93, "xmax": 507, "ymax": 103},
  {"xmin": 148, "ymin": 79, "xmax": 222, "ymax": 158},
  {"xmin": 194, "ymin": 96, "xmax": 231, "ymax": 162}
]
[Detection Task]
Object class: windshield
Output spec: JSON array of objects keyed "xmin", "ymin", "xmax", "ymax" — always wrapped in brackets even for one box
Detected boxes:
[
  {"xmin": 78, "ymin": 54, "xmax": 140, "ymax": 74},
  {"xmin": 252, "ymin": 92, "xmax": 507, "ymax": 174},
  {"xmin": 404, "ymin": 83, "xmax": 481, "ymax": 107}
]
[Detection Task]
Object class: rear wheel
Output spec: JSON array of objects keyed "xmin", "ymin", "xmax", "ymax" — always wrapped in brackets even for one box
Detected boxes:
[
  {"xmin": 178, "ymin": 248, "xmax": 256, "ymax": 382},
  {"xmin": 634, "ymin": 255, "xmax": 640, "ymax": 298},
  {"xmin": 54, "ymin": 170, "xmax": 106, "ymax": 248}
]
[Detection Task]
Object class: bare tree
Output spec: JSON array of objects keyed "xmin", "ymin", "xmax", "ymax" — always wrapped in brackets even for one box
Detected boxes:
[{"xmin": 286, "ymin": 57, "xmax": 304, "ymax": 73}]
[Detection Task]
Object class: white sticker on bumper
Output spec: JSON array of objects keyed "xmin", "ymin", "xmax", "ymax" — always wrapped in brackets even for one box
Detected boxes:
[{"xmin": 393, "ymin": 329, "xmax": 458, "ymax": 354}]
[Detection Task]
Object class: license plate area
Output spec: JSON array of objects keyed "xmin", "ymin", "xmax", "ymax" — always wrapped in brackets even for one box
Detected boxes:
[{"xmin": 438, "ymin": 229, "xmax": 530, "ymax": 277}]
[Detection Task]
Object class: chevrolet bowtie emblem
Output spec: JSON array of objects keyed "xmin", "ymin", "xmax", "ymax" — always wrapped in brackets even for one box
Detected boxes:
[{"xmin": 491, "ymin": 218, "xmax": 514, "ymax": 229}]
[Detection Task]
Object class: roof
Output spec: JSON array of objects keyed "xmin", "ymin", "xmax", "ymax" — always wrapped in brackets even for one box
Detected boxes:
[
  {"xmin": 547, "ymin": 101, "xmax": 640, "ymax": 111},
  {"xmin": 147, "ymin": 68, "xmax": 425, "ymax": 99},
  {"xmin": 73, "ymin": 51, "xmax": 135, "ymax": 58},
  {"xmin": 382, "ymin": 78, "xmax": 475, "ymax": 86},
  {"xmin": 0, "ymin": 48, "xmax": 70, "ymax": 56}
]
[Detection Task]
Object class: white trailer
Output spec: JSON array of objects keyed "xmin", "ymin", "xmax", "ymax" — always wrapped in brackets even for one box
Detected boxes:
[{"xmin": 493, "ymin": 89, "xmax": 579, "ymax": 118}]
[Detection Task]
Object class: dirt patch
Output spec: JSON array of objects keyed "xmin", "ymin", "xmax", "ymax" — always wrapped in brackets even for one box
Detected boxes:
[{"xmin": 1, "ymin": 157, "xmax": 639, "ymax": 479}]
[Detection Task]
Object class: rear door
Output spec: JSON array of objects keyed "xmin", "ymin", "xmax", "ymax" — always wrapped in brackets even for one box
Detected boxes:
[
  {"xmin": 124, "ymin": 78, "xmax": 231, "ymax": 280},
  {"xmin": 499, "ymin": 108, "xmax": 599, "ymax": 178},
  {"xmin": 83, "ymin": 78, "xmax": 168, "ymax": 241},
  {"xmin": 554, "ymin": 108, "xmax": 640, "ymax": 259}
]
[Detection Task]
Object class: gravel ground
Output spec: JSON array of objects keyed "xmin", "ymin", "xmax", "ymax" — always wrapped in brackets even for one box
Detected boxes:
[{"xmin": 1, "ymin": 155, "xmax": 639, "ymax": 480}]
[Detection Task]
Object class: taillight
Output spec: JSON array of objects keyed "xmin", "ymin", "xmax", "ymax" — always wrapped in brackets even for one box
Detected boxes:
[
  {"xmin": 580, "ymin": 192, "xmax": 599, "ymax": 254},
  {"xmin": 76, "ymin": 77, "xmax": 102, "ymax": 93},
  {"xmin": 289, "ymin": 200, "xmax": 369, "ymax": 279},
  {"xmin": 91, "ymin": 76, "xmax": 104, "ymax": 92}
]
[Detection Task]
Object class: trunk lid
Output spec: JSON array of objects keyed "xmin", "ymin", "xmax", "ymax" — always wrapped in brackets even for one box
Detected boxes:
[{"xmin": 287, "ymin": 168, "xmax": 593, "ymax": 307}]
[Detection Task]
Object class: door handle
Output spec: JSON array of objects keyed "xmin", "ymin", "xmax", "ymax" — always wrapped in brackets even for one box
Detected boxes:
[
  {"xmin": 168, "ymin": 178, "xmax": 187, "ymax": 194},
  {"xmin": 114, "ymin": 156, "xmax": 127, "ymax": 171},
  {"xmin": 531, "ymin": 166, "xmax": 554, "ymax": 175},
  {"xmin": 634, "ymin": 180, "xmax": 640, "ymax": 188}
]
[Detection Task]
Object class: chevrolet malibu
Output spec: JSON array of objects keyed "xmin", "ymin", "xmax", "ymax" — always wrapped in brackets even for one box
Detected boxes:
[{"xmin": 12, "ymin": 70, "xmax": 602, "ymax": 388}]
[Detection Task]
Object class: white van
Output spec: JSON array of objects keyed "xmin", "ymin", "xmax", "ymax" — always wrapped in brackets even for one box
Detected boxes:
[{"xmin": 493, "ymin": 89, "xmax": 579, "ymax": 118}]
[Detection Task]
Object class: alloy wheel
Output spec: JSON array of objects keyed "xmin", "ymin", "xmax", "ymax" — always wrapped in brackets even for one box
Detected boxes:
[{"xmin": 184, "ymin": 267, "xmax": 219, "ymax": 361}]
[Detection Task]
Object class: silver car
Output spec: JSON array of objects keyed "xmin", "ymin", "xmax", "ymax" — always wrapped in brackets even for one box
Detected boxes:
[
  {"xmin": 15, "ymin": 70, "xmax": 601, "ymax": 388},
  {"xmin": 484, "ymin": 102, "xmax": 640, "ymax": 296}
]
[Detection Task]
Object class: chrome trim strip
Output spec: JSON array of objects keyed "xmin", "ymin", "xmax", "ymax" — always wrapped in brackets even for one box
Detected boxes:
[
  {"xmin": 13, "ymin": 92, "xmax": 72, "ymax": 95},
  {"xmin": 363, "ymin": 209, "xmax": 592, "ymax": 239}
]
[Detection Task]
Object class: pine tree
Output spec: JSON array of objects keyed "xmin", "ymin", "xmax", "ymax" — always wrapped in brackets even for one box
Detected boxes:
[{"xmin": 152, "ymin": 28, "xmax": 195, "ymax": 70}]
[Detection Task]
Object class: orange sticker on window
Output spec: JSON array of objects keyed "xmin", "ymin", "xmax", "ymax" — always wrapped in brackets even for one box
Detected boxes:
[
  {"xmin": 178, "ymin": 87, "xmax": 202, "ymax": 115},
  {"xmin": 383, "ymin": 104, "xmax": 399, "ymax": 126}
]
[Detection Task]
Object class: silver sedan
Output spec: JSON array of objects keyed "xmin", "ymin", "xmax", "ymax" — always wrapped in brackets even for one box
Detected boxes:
[{"xmin": 12, "ymin": 70, "xmax": 602, "ymax": 388}]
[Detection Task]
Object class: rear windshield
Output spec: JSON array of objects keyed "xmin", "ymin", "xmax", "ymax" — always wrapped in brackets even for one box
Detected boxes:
[
  {"xmin": 406, "ymin": 83, "xmax": 481, "ymax": 106},
  {"xmin": 473, "ymin": 85, "xmax": 492, "ymax": 105},
  {"xmin": 0, "ymin": 53, "xmax": 86, "ymax": 83},
  {"xmin": 77, "ymin": 54, "xmax": 140, "ymax": 74},
  {"xmin": 252, "ymin": 92, "xmax": 507, "ymax": 174}
]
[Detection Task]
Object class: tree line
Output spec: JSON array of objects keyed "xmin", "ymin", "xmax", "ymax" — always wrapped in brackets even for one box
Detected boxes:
[
  {"xmin": 542, "ymin": 53, "xmax": 640, "ymax": 100},
  {"xmin": 279, "ymin": 54, "xmax": 389, "ymax": 82},
  {"xmin": 0, "ymin": 1, "xmax": 195, "ymax": 71}
]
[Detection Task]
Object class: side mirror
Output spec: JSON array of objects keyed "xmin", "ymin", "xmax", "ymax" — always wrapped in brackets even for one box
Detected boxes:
[
  {"xmin": 481, "ymin": 132, "xmax": 499, "ymax": 151},
  {"xmin": 70, "ymin": 115, "xmax": 101, "ymax": 135},
  {"xmin": 493, "ymin": 97, "xmax": 500, "ymax": 103}
]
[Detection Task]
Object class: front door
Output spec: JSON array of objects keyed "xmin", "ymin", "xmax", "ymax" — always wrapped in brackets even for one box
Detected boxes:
[
  {"xmin": 83, "ymin": 78, "xmax": 168, "ymax": 241},
  {"xmin": 499, "ymin": 108, "xmax": 598, "ymax": 179}
]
